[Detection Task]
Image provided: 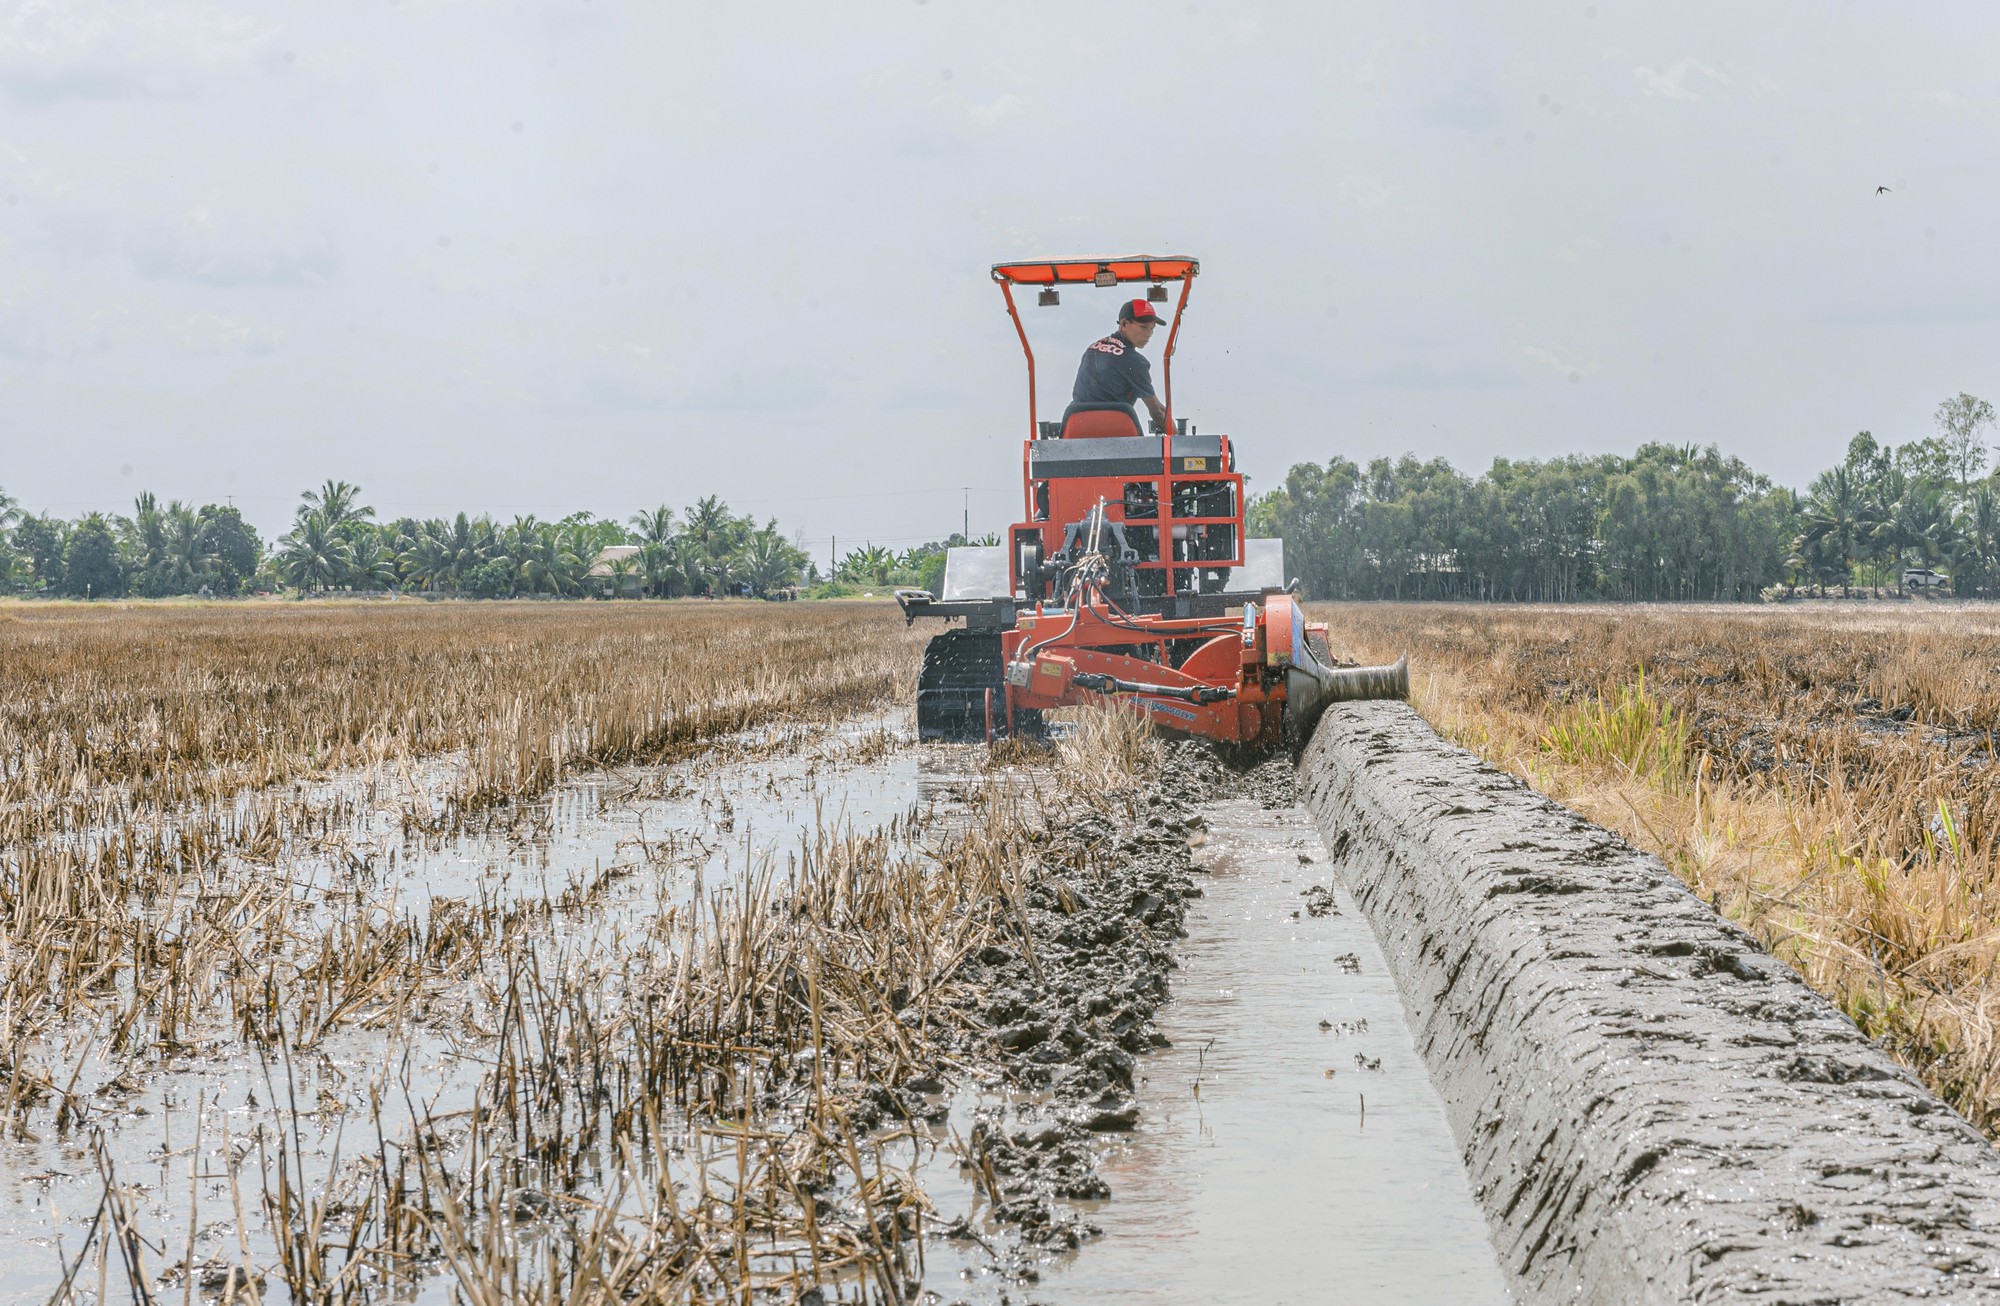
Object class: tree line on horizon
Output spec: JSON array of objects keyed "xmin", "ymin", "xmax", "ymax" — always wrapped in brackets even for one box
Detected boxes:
[
  {"xmin": 5, "ymin": 391, "xmax": 1994, "ymax": 604},
  {"xmin": 0, "ymin": 482, "xmax": 817, "ymax": 599},
  {"xmin": 0, "ymin": 480, "xmax": 985, "ymax": 601},
  {"xmin": 1248, "ymin": 392, "xmax": 2000, "ymax": 601}
]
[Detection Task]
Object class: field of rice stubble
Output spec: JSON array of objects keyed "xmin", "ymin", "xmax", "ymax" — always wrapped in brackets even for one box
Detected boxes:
[
  {"xmin": 1322, "ymin": 599, "xmax": 2000, "ymax": 1135},
  {"xmin": 0, "ymin": 600, "xmax": 1196, "ymax": 1304}
]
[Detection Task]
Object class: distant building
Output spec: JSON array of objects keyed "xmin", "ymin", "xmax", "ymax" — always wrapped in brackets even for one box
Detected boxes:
[{"xmin": 588, "ymin": 545, "xmax": 645, "ymax": 596}]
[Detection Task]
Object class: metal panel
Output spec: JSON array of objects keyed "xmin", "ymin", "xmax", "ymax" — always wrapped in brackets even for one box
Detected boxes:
[
  {"xmin": 941, "ymin": 545, "xmax": 1012, "ymax": 601},
  {"xmin": 1028, "ymin": 433, "xmax": 1226, "ymax": 481},
  {"xmin": 1240, "ymin": 538, "xmax": 1285, "ymax": 591}
]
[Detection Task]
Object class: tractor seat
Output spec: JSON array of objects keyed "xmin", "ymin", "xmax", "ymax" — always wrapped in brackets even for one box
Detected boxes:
[{"xmin": 1059, "ymin": 403, "xmax": 1143, "ymax": 439}]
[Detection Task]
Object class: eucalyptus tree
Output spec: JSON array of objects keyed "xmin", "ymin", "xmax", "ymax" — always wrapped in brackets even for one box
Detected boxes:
[{"xmin": 1935, "ymin": 393, "xmax": 1997, "ymax": 496}]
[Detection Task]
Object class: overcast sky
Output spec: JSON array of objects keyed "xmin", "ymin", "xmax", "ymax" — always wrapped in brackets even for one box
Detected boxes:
[{"xmin": 3, "ymin": 2, "xmax": 1997, "ymax": 551}]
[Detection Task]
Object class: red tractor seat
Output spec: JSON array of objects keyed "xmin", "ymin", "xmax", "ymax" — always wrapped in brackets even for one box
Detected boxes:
[{"xmin": 1059, "ymin": 406, "xmax": 1143, "ymax": 439}]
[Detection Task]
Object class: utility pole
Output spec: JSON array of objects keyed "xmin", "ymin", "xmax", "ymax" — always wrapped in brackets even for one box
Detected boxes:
[
  {"xmin": 962, "ymin": 487, "xmax": 969, "ymax": 543},
  {"xmin": 830, "ymin": 534, "xmax": 836, "ymax": 579}
]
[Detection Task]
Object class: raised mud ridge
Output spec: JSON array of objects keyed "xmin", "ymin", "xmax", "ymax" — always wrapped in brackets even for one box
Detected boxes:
[{"xmin": 1300, "ymin": 701, "xmax": 2000, "ymax": 1304}]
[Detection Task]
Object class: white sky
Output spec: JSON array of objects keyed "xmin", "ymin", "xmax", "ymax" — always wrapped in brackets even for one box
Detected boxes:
[{"xmin": 3, "ymin": 1, "xmax": 1997, "ymax": 552}]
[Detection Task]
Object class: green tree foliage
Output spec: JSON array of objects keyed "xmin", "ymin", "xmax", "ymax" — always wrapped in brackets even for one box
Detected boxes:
[
  {"xmin": 1935, "ymin": 393, "xmax": 1997, "ymax": 493},
  {"xmin": 0, "ymin": 488, "xmax": 20, "ymax": 592},
  {"xmin": 0, "ymin": 482, "xmax": 800, "ymax": 602},
  {"xmin": 838, "ymin": 545, "xmax": 897, "ymax": 588},
  {"xmin": 197, "ymin": 505, "xmax": 262, "ymax": 594},
  {"xmin": 1798, "ymin": 465, "xmax": 1866, "ymax": 596},
  {"xmin": 1252, "ymin": 445, "xmax": 1796, "ymax": 601},
  {"xmin": 13, "ymin": 513, "xmax": 66, "ymax": 594},
  {"xmin": 60, "ymin": 514, "xmax": 126, "ymax": 599},
  {"xmin": 1255, "ymin": 402, "xmax": 2000, "ymax": 602},
  {"xmin": 275, "ymin": 509, "xmax": 355, "ymax": 592}
]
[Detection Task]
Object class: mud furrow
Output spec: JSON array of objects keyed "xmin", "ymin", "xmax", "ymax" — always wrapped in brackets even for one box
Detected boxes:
[{"xmin": 1301, "ymin": 700, "xmax": 2000, "ymax": 1304}]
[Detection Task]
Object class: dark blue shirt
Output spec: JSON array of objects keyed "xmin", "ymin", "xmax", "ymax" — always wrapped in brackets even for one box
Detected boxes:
[{"xmin": 1071, "ymin": 332, "xmax": 1156, "ymax": 409}]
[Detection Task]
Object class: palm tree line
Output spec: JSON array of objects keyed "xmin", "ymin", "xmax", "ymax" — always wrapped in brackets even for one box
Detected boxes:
[
  {"xmin": 273, "ymin": 483, "xmax": 815, "ymax": 598},
  {"xmin": 0, "ymin": 481, "xmax": 817, "ymax": 599}
]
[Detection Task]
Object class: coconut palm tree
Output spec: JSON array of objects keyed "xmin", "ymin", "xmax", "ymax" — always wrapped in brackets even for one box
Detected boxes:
[
  {"xmin": 1956, "ymin": 487, "xmax": 2000, "ymax": 598},
  {"xmin": 410, "ymin": 513, "xmax": 493, "ymax": 591},
  {"xmin": 517, "ymin": 523, "xmax": 586, "ymax": 595},
  {"xmin": 275, "ymin": 509, "xmax": 354, "ymax": 592},
  {"xmin": 301, "ymin": 479, "xmax": 374, "ymax": 530},
  {"xmin": 630, "ymin": 505, "xmax": 677, "ymax": 547},
  {"xmin": 1883, "ymin": 480, "xmax": 1954, "ymax": 591},
  {"xmin": 156, "ymin": 502, "xmax": 214, "ymax": 594},
  {"xmin": 1798, "ymin": 466, "xmax": 1867, "ymax": 597},
  {"xmin": 637, "ymin": 539, "xmax": 675, "ymax": 596},
  {"xmin": 739, "ymin": 524, "xmax": 803, "ymax": 596},
  {"xmin": 349, "ymin": 532, "xmax": 399, "ymax": 591}
]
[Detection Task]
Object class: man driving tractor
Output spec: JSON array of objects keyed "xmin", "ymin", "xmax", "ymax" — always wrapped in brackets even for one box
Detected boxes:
[{"xmin": 1066, "ymin": 298, "xmax": 1171, "ymax": 433}]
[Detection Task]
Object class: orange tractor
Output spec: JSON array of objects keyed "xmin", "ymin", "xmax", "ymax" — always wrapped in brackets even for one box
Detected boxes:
[{"xmin": 896, "ymin": 255, "xmax": 1406, "ymax": 747}]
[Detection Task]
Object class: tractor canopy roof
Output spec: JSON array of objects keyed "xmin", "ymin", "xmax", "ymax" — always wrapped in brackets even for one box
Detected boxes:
[{"xmin": 990, "ymin": 256, "xmax": 1198, "ymax": 286}]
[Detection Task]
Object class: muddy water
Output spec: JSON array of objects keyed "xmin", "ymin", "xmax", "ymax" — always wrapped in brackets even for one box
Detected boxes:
[
  {"xmin": 0, "ymin": 723, "xmax": 1506, "ymax": 1303},
  {"xmin": 1024, "ymin": 796, "xmax": 1509, "ymax": 1304},
  {"xmin": 0, "ymin": 715, "xmax": 982, "ymax": 1303}
]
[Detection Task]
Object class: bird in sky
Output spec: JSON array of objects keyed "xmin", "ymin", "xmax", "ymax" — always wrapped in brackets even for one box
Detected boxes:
[{"xmin": 1876, "ymin": 185, "xmax": 1892, "ymax": 195}]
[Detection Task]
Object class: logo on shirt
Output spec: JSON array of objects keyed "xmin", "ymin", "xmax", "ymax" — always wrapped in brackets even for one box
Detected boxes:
[{"xmin": 1090, "ymin": 339, "xmax": 1126, "ymax": 356}]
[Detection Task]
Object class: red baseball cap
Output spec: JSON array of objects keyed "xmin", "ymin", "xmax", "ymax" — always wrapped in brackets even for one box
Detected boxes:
[{"xmin": 1118, "ymin": 299, "xmax": 1165, "ymax": 327}]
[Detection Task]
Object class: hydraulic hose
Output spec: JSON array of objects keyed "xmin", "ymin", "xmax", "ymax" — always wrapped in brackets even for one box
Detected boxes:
[{"xmin": 1071, "ymin": 671, "xmax": 1235, "ymax": 705}]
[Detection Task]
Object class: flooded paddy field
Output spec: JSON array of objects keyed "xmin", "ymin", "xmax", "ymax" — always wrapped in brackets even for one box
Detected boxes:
[{"xmin": 0, "ymin": 602, "xmax": 1509, "ymax": 1303}]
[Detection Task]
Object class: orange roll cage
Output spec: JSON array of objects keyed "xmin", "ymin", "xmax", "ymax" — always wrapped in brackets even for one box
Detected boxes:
[{"xmin": 991, "ymin": 255, "xmax": 1199, "ymax": 440}]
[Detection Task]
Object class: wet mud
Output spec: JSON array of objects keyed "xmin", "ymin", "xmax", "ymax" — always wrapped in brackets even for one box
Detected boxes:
[
  {"xmin": 1014, "ymin": 788, "xmax": 1508, "ymax": 1304},
  {"xmin": 1302, "ymin": 700, "xmax": 2000, "ymax": 1304}
]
